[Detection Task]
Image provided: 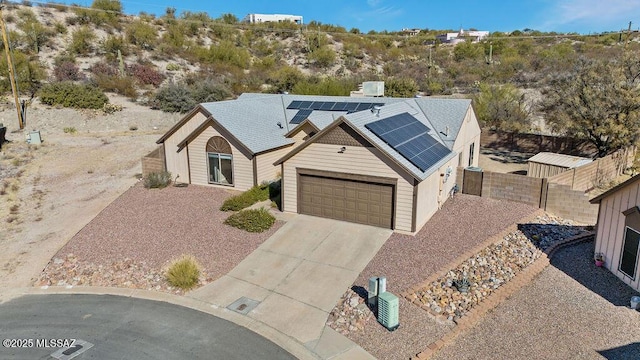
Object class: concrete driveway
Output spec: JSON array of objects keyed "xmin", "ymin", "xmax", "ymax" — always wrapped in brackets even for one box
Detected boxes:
[{"xmin": 189, "ymin": 214, "xmax": 392, "ymax": 357}]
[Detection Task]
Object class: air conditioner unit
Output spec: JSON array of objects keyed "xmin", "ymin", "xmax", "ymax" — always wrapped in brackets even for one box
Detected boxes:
[{"xmin": 377, "ymin": 291, "xmax": 399, "ymax": 331}]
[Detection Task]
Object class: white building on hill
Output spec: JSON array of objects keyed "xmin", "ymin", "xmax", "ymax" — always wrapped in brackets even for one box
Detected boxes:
[{"xmin": 242, "ymin": 14, "xmax": 303, "ymax": 25}]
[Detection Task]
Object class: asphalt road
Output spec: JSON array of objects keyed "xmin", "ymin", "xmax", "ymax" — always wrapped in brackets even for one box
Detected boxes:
[{"xmin": 0, "ymin": 294, "xmax": 297, "ymax": 360}]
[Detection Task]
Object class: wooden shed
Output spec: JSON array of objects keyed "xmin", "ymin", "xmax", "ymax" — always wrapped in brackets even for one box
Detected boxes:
[{"xmin": 527, "ymin": 152, "xmax": 592, "ymax": 178}]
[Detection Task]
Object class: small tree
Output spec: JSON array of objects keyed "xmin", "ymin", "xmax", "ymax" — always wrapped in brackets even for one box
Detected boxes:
[
  {"xmin": 68, "ymin": 27, "xmax": 96, "ymax": 55},
  {"xmin": 473, "ymin": 83, "xmax": 531, "ymax": 131},
  {"xmin": 385, "ymin": 77, "xmax": 419, "ymax": 98},
  {"xmin": 541, "ymin": 57, "xmax": 640, "ymax": 157}
]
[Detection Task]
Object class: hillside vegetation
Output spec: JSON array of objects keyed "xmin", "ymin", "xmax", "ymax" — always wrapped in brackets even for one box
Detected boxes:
[{"xmin": 2, "ymin": 1, "xmax": 640, "ymax": 156}]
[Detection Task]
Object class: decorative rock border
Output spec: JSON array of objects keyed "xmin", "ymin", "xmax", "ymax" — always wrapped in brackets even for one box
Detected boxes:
[{"xmin": 410, "ymin": 230, "xmax": 595, "ymax": 360}]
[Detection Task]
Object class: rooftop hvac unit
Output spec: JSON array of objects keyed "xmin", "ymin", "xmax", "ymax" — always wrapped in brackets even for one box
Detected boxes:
[
  {"xmin": 362, "ymin": 81, "xmax": 384, "ymax": 97},
  {"xmin": 377, "ymin": 291, "xmax": 399, "ymax": 331}
]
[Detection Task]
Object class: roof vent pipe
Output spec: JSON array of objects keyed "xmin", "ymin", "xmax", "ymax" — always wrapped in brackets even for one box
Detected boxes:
[
  {"xmin": 277, "ymin": 122, "xmax": 283, "ymax": 129},
  {"xmin": 371, "ymin": 105, "xmax": 382, "ymax": 116}
]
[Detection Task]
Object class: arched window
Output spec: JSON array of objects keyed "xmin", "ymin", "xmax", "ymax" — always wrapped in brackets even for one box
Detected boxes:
[{"xmin": 206, "ymin": 136, "xmax": 233, "ymax": 185}]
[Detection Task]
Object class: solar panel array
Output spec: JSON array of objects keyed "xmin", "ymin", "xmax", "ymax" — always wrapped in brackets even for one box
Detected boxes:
[
  {"xmin": 290, "ymin": 109, "xmax": 313, "ymax": 124},
  {"xmin": 365, "ymin": 113, "xmax": 452, "ymax": 172},
  {"xmin": 287, "ymin": 101, "xmax": 384, "ymax": 112}
]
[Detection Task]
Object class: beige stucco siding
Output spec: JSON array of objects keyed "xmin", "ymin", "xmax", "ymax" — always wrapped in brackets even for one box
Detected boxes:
[
  {"xmin": 414, "ymin": 157, "xmax": 458, "ymax": 231},
  {"xmin": 163, "ymin": 111, "xmax": 209, "ymax": 182},
  {"xmin": 452, "ymin": 108, "xmax": 481, "ymax": 168},
  {"xmin": 595, "ymin": 181, "xmax": 640, "ymax": 291},
  {"xmin": 256, "ymin": 146, "xmax": 291, "ymax": 183},
  {"xmin": 187, "ymin": 126, "xmax": 254, "ymax": 190},
  {"xmin": 282, "ymin": 143, "xmax": 414, "ymax": 231}
]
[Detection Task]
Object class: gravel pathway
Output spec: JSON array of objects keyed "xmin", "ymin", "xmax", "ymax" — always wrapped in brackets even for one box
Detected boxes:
[
  {"xmin": 355, "ymin": 194, "xmax": 540, "ymax": 294},
  {"xmin": 432, "ymin": 240, "xmax": 640, "ymax": 360},
  {"xmin": 40, "ymin": 183, "xmax": 282, "ymax": 289}
]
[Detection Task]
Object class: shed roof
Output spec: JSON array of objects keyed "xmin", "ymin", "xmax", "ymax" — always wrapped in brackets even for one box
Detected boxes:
[{"xmin": 527, "ymin": 152, "xmax": 592, "ymax": 169}]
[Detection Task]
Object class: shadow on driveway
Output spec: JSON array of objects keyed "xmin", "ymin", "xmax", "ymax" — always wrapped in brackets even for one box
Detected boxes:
[
  {"xmin": 549, "ymin": 240, "xmax": 640, "ymax": 307},
  {"xmin": 598, "ymin": 342, "xmax": 640, "ymax": 360}
]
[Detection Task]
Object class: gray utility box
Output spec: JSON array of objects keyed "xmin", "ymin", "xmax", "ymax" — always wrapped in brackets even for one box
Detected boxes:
[{"xmin": 377, "ymin": 291, "xmax": 399, "ymax": 331}]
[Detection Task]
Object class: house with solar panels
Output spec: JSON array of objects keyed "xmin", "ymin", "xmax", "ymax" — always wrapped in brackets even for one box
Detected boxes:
[{"xmin": 155, "ymin": 93, "xmax": 480, "ymax": 233}]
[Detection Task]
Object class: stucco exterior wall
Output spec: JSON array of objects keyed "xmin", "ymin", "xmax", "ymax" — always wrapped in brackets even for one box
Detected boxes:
[
  {"xmin": 452, "ymin": 108, "xmax": 481, "ymax": 168},
  {"xmin": 256, "ymin": 146, "xmax": 291, "ymax": 184}
]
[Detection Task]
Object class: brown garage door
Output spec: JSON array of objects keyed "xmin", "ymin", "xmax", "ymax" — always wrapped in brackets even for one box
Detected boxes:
[{"xmin": 298, "ymin": 174, "xmax": 394, "ymax": 228}]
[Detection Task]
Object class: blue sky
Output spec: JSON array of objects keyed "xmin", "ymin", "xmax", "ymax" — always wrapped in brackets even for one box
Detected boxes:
[{"xmin": 59, "ymin": 0, "xmax": 640, "ymax": 34}]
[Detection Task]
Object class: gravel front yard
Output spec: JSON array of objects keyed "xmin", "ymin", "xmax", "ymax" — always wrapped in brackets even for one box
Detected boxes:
[
  {"xmin": 39, "ymin": 183, "xmax": 282, "ymax": 290},
  {"xmin": 355, "ymin": 194, "xmax": 540, "ymax": 294},
  {"xmin": 432, "ymin": 240, "xmax": 640, "ymax": 360}
]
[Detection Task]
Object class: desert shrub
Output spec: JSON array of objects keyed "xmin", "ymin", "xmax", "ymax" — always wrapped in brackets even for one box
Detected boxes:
[
  {"xmin": 93, "ymin": 74, "xmax": 136, "ymax": 98},
  {"xmin": 63, "ymin": 127, "xmax": 76, "ymax": 134},
  {"xmin": 220, "ymin": 184, "xmax": 270, "ymax": 211},
  {"xmin": 197, "ymin": 41, "xmax": 251, "ymax": 68},
  {"xmin": 224, "ymin": 208, "xmax": 275, "ymax": 233},
  {"xmin": 90, "ymin": 61, "xmax": 119, "ymax": 77},
  {"xmin": 143, "ymin": 171, "xmax": 172, "ymax": 189},
  {"xmin": 151, "ymin": 82, "xmax": 195, "ymax": 113},
  {"xmin": 165, "ymin": 254, "xmax": 201, "ymax": 290},
  {"xmin": 125, "ymin": 20, "xmax": 157, "ymax": 49},
  {"xmin": 53, "ymin": 61, "xmax": 85, "ymax": 81},
  {"xmin": 53, "ymin": 21, "xmax": 67, "ymax": 34},
  {"xmin": 39, "ymin": 82, "xmax": 108, "ymax": 109},
  {"xmin": 127, "ymin": 63, "xmax": 165, "ymax": 86},
  {"xmin": 101, "ymin": 35, "xmax": 128, "ymax": 59},
  {"xmin": 189, "ymin": 78, "xmax": 231, "ymax": 103},
  {"xmin": 0, "ymin": 50, "xmax": 46, "ymax": 95},
  {"xmin": 68, "ymin": 26, "xmax": 96, "ymax": 55},
  {"xmin": 17, "ymin": 9, "xmax": 51, "ymax": 53},
  {"xmin": 308, "ymin": 46, "xmax": 336, "ymax": 68},
  {"xmin": 103, "ymin": 103, "xmax": 122, "ymax": 114},
  {"xmin": 166, "ymin": 63, "xmax": 180, "ymax": 71}
]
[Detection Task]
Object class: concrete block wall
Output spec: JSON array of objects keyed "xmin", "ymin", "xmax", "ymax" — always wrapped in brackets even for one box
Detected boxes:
[
  {"xmin": 545, "ymin": 183, "xmax": 599, "ymax": 224},
  {"xmin": 481, "ymin": 172, "xmax": 543, "ymax": 207},
  {"xmin": 547, "ymin": 169, "xmax": 574, "ymax": 187},
  {"xmin": 480, "ymin": 130, "xmax": 596, "ymax": 156}
]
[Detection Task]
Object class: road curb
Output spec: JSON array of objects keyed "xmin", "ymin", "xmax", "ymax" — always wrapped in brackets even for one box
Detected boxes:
[{"xmin": 0, "ymin": 286, "xmax": 321, "ymax": 360}]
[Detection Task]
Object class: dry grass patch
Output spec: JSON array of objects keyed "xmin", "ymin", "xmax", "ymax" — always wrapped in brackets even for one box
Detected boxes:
[{"xmin": 165, "ymin": 254, "xmax": 202, "ymax": 290}]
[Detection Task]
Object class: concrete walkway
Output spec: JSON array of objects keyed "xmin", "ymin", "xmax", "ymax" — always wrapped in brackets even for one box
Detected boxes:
[{"xmin": 189, "ymin": 214, "xmax": 392, "ymax": 359}]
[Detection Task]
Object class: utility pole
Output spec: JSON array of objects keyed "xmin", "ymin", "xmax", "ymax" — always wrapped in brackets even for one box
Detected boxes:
[
  {"xmin": 624, "ymin": 21, "xmax": 633, "ymax": 51},
  {"xmin": 0, "ymin": 3, "xmax": 23, "ymax": 130}
]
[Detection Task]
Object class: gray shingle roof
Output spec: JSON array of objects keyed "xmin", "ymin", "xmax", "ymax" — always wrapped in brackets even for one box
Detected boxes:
[
  {"xmin": 196, "ymin": 94, "xmax": 470, "ymax": 164},
  {"xmin": 344, "ymin": 102, "xmax": 456, "ymax": 180}
]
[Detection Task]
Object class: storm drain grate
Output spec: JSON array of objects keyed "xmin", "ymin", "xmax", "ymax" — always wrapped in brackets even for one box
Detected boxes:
[
  {"xmin": 227, "ymin": 297, "xmax": 260, "ymax": 315},
  {"xmin": 50, "ymin": 339, "xmax": 93, "ymax": 360}
]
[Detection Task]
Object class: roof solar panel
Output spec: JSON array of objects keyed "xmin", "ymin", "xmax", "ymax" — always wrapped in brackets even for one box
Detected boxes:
[
  {"xmin": 365, "ymin": 112, "xmax": 451, "ymax": 172},
  {"xmin": 332, "ymin": 102, "xmax": 349, "ymax": 111},
  {"xmin": 344, "ymin": 102, "xmax": 359, "ymax": 111},
  {"xmin": 320, "ymin": 102, "xmax": 336, "ymax": 110},
  {"xmin": 298, "ymin": 101, "xmax": 313, "ymax": 109},
  {"xmin": 290, "ymin": 109, "xmax": 313, "ymax": 124},
  {"xmin": 287, "ymin": 100, "xmax": 303, "ymax": 109}
]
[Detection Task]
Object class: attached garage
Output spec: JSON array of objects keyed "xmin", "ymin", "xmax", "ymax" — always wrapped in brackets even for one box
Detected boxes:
[{"xmin": 298, "ymin": 172, "xmax": 395, "ymax": 228}]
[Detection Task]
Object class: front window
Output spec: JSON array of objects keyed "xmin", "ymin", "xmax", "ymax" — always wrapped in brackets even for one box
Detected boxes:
[
  {"xmin": 206, "ymin": 136, "xmax": 233, "ymax": 186},
  {"xmin": 468, "ymin": 142, "xmax": 475, "ymax": 167},
  {"xmin": 620, "ymin": 227, "xmax": 640, "ymax": 280}
]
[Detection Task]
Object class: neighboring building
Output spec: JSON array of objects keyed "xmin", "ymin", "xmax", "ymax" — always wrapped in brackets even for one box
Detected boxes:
[
  {"xmin": 437, "ymin": 28, "xmax": 489, "ymax": 44},
  {"xmin": 527, "ymin": 152, "xmax": 593, "ymax": 178},
  {"xmin": 590, "ymin": 175, "xmax": 640, "ymax": 292},
  {"xmin": 350, "ymin": 81, "xmax": 385, "ymax": 98},
  {"xmin": 242, "ymin": 14, "xmax": 303, "ymax": 25},
  {"xmin": 402, "ymin": 28, "xmax": 421, "ymax": 36},
  {"xmin": 155, "ymin": 94, "xmax": 480, "ymax": 233}
]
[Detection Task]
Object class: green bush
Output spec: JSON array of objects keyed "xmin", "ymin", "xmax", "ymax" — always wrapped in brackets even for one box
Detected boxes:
[
  {"xmin": 68, "ymin": 26, "xmax": 96, "ymax": 55},
  {"xmin": 39, "ymin": 82, "xmax": 108, "ymax": 109},
  {"xmin": 125, "ymin": 19, "xmax": 157, "ymax": 49},
  {"xmin": 220, "ymin": 184, "xmax": 270, "ymax": 211},
  {"xmin": 165, "ymin": 254, "xmax": 201, "ymax": 290},
  {"xmin": 151, "ymin": 82, "xmax": 196, "ymax": 113},
  {"xmin": 224, "ymin": 208, "xmax": 276, "ymax": 233},
  {"xmin": 92, "ymin": 74, "xmax": 137, "ymax": 98},
  {"xmin": 143, "ymin": 171, "xmax": 171, "ymax": 189}
]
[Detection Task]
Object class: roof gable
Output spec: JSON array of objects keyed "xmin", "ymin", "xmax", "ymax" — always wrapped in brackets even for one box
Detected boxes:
[{"xmin": 590, "ymin": 174, "xmax": 640, "ymax": 203}]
